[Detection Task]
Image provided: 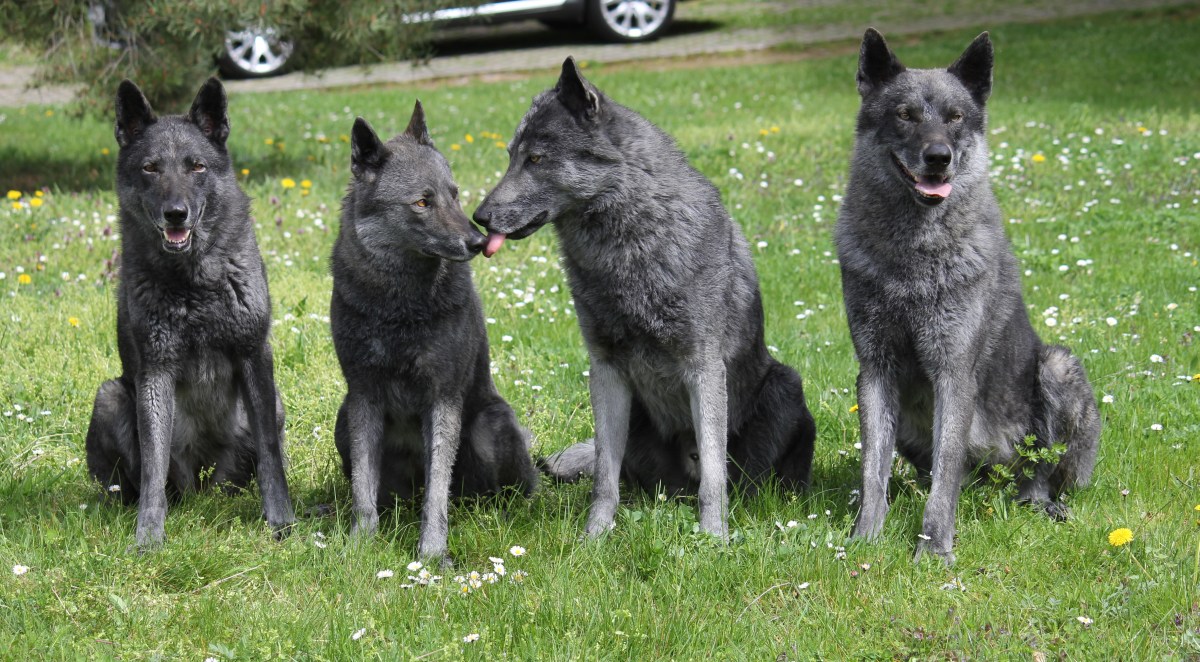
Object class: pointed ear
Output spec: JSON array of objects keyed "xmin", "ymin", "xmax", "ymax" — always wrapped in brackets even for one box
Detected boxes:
[
  {"xmin": 187, "ymin": 77, "xmax": 230, "ymax": 145},
  {"xmin": 403, "ymin": 99, "xmax": 433, "ymax": 146},
  {"xmin": 555, "ymin": 56, "xmax": 601, "ymax": 121},
  {"xmin": 948, "ymin": 32, "xmax": 993, "ymax": 105},
  {"xmin": 856, "ymin": 28, "xmax": 905, "ymax": 98},
  {"xmin": 350, "ymin": 117, "xmax": 388, "ymax": 179},
  {"xmin": 114, "ymin": 79, "xmax": 157, "ymax": 148}
]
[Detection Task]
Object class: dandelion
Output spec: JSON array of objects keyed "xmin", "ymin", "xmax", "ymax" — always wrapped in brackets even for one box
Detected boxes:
[
  {"xmin": 301, "ymin": 179, "xmax": 312, "ymax": 189},
  {"xmin": 1031, "ymin": 153, "xmax": 1046, "ymax": 163},
  {"xmin": 6, "ymin": 190, "xmax": 20, "ymax": 200},
  {"xmin": 18, "ymin": 274, "xmax": 31, "ymax": 285},
  {"xmin": 68, "ymin": 317, "xmax": 80, "ymax": 327},
  {"xmin": 849, "ymin": 404, "xmax": 859, "ymax": 413},
  {"xmin": 265, "ymin": 138, "xmax": 275, "ymax": 146},
  {"xmin": 29, "ymin": 198, "xmax": 43, "ymax": 208},
  {"xmin": 1108, "ymin": 528, "xmax": 1133, "ymax": 547},
  {"xmin": 12, "ymin": 564, "xmax": 29, "ymax": 575},
  {"xmin": 241, "ymin": 168, "xmax": 250, "ymax": 176},
  {"xmin": 509, "ymin": 545, "xmax": 526, "ymax": 557},
  {"xmin": 1195, "ymin": 504, "xmax": 1200, "ymax": 512},
  {"xmin": 494, "ymin": 141, "xmax": 506, "ymax": 149},
  {"xmin": 450, "ymin": 144, "xmax": 462, "ymax": 151},
  {"xmin": 463, "ymin": 633, "xmax": 480, "ymax": 643},
  {"xmin": 101, "ymin": 148, "xmax": 111, "ymax": 156},
  {"xmin": 281, "ymin": 178, "xmax": 296, "ymax": 189}
]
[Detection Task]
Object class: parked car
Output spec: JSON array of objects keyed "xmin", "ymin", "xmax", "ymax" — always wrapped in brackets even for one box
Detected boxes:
[{"xmin": 220, "ymin": 0, "xmax": 677, "ymax": 78}]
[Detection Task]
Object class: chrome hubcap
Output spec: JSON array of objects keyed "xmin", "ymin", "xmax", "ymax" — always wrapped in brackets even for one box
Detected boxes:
[
  {"xmin": 599, "ymin": 0, "xmax": 669, "ymax": 39},
  {"xmin": 224, "ymin": 28, "xmax": 294, "ymax": 74}
]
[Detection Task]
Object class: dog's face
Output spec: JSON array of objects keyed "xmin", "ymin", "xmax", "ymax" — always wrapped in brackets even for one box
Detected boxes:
[
  {"xmin": 114, "ymin": 78, "xmax": 234, "ymax": 254},
  {"xmin": 854, "ymin": 29, "xmax": 993, "ymax": 207},
  {"xmin": 472, "ymin": 57, "xmax": 624, "ymax": 256},
  {"xmin": 347, "ymin": 104, "xmax": 485, "ymax": 262}
]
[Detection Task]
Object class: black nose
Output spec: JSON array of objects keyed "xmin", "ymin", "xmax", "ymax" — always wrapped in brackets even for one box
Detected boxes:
[
  {"xmin": 923, "ymin": 143, "xmax": 952, "ymax": 168},
  {"xmin": 472, "ymin": 206, "xmax": 491, "ymax": 226},
  {"xmin": 163, "ymin": 205, "xmax": 188, "ymax": 224},
  {"xmin": 466, "ymin": 231, "xmax": 487, "ymax": 254}
]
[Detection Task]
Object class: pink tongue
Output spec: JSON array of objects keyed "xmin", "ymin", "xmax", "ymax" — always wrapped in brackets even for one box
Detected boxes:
[
  {"xmin": 483, "ymin": 232, "xmax": 506, "ymax": 258},
  {"xmin": 916, "ymin": 179, "xmax": 952, "ymax": 198},
  {"xmin": 165, "ymin": 228, "xmax": 190, "ymax": 243}
]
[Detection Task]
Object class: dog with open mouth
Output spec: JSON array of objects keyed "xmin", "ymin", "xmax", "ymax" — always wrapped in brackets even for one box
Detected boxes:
[
  {"xmin": 835, "ymin": 29, "xmax": 1101, "ymax": 565},
  {"xmin": 85, "ymin": 78, "xmax": 294, "ymax": 550}
]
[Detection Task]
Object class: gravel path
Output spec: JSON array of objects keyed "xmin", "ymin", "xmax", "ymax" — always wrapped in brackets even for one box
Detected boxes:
[{"xmin": 0, "ymin": 0, "xmax": 1190, "ymax": 107}]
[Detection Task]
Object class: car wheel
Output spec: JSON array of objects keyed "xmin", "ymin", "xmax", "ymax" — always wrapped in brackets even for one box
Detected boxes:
[
  {"xmin": 219, "ymin": 26, "xmax": 294, "ymax": 79},
  {"xmin": 586, "ymin": 0, "xmax": 675, "ymax": 43}
]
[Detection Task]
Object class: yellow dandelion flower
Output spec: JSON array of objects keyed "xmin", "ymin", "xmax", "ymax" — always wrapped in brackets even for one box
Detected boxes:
[
  {"xmin": 18, "ymin": 274, "xmax": 31, "ymax": 285},
  {"xmin": 770, "ymin": 126, "xmax": 780, "ymax": 133},
  {"xmin": 339, "ymin": 134, "xmax": 350, "ymax": 143},
  {"xmin": 849, "ymin": 404, "xmax": 859, "ymax": 413},
  {"xmin": 264, "ymin": 138, "xmax": 275, "ymax": 145},
  {"xmin": 101, "ymin": 147, "xmax": 111, "ymax": 156},
  {"xmin": 301, "ymin": 179, "xmax": 312, "ymax": 189},
  {"xmin": 759, "ymin": 129, "xmax": 769, "ymax": 136},
  {"xmin": 300, "ymin": 189, "xmax": 310, "ymax": 196},
  {"xmin": 1194, "ymin": 504, "xmax": 1200, "ymax": 512},
  {"xmin": 465, "ymin": 134, "xmax": 474, "ymax": 143},
  {"xmin": 1031, "ymin": 153, "xmax": 1046, "ymax": 163},
  {"xmin": 34, "ymin": 191, "xmax": 43, "ymax": 197},
  {"xmin": 241, "ymin": 168, "xmax": 250, "ymax": 176},
  {"xmin": 494, "ymin": 141, "xmax": 506, "ymax": 149},
  {"xmin": 29, "ymin": 198, "xmax": 43, "ymax": 208},
  {"xmin": 450, "ymin": 144, "xmax": 461, "ymax": 151},
  {"xmin": 1136, "ymin": 126, "xmax": 1147, "ymax": 132},
  {"xmin": 44, "ymin": 109, "xmax": 54, "ymax": 117},
  {"xmin": 1193, "ymin": 374, "xmax": 1200, "ymax": 381},
  {"xmin": 11, "ymin": 202, "xmax": 21, "ymax": 210},
  {"xmin": 68, "ymin": 317, "xmax": 80, "ymax": 327},
  {"xmin": 276, "ymin": 142, "xmax": 285, "ymax": 151},
  {"xmin": 6, "ymin": 190, "xmax": 20, "ymax": 200},
  {"xmin": 1107, "ymin": 528, "xmax": 1133, "ymax": 547},
  {"xmin": 281, "ymin": 178, "xmax": 296, "ymax": 189}
]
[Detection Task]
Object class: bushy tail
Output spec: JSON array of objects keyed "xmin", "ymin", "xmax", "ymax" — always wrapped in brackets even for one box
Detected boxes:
[
  {"xmin": 1038, "ymin": 345, "xmax": 1101, "ymax": 494},
  {"xmin": 539, "ymin": 440, "xmax": 595, "ymax": 483}
]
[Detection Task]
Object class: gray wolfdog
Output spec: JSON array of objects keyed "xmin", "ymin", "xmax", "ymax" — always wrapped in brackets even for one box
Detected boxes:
[
  {"xmin": 473, "ymin": 58, "xmax": 816, "ymax": 539},
  {"xmin": 836, "ymin": 30, "xmax": 1101, "ymax": 564},
  {"xmin": 86, "ymin": 78, "xmax": 294, "ymax": 549},
  {"xmin": 331, "ymin": 103, "xmax": 537, "ymax": 562}
]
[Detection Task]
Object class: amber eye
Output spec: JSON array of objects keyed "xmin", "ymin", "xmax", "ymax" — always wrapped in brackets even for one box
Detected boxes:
[
  {"xmin": 415, "ymin": 199, "xmax": 428, "ymax": 207},
  {"xmin": 192, "ymin": 162, "xmax": 207, "ymax": 173},
  {"xmin": 897, "ymin": 108, "xmax": 911, "ymax": 121},
  {"xmin": 142, "ymin": 163, "xmax": 157, "ymax": 173},
  {"xmin": 528, "ymin": 154, "xmax": 542, "ymax": 164}
]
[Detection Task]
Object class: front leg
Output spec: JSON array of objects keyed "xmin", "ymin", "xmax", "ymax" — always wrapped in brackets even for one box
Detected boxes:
[
  {"xmin": 344, "ymin": 390, "xmax": 385, "ymax": 538},
  {"xmin": 417, "ymin": 395, "xmax": 463, "ymax": 563},
  {"xmin": 915, "ymin": 372, "xmax": 976, "ymax": 565},
  {"xmin": 851, "ymin": 366, "xmax": 900, "ymax": 541},
  {"xmin": 135, "ymin": 370, "xmax": 176, "ymax": 551},
  {"xmin": 584, "ymin": 357, "xmax": 631, "ymax": 538},
  {"xmin": 240, "ymin": 346, "xmax": 295, "ymax": 538},
  {"xmin": 687, "ymin": 354, "xmax": 729, "ymax": 540}
]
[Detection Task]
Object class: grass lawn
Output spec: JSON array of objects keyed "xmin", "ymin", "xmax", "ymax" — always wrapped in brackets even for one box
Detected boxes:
[{"xmin": 2, "ymin": 7, "xmax": 1199, "ymax": 659}]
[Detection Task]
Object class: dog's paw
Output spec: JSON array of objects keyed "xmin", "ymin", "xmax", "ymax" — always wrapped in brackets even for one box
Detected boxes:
[
  {"xmin": 349, "ymin": 513, "xmax": 379, "ymax": 539},
  {"xmin": 1043, "ymin": 500, "xmax": 1071, "ymax": 521},
  {"xmin": 270, "ymin": 519, "xmax": 295, "ymax": 541},
  {"xmin": 913, "ymin": 538, "xmax": 956, "ymax": 566},
  {"xmin": 581, "ymin": 520, "xmax": 616, "ymax": 541}
]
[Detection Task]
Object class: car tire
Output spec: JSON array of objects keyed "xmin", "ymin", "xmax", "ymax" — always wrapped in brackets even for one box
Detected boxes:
[
  {"xmin": 218, "ymin": 27, "xmax": 294, "ymax": 79},
  {"xmin": 586, "ymin": 0, "xmax": 675, "ymax": 43}
]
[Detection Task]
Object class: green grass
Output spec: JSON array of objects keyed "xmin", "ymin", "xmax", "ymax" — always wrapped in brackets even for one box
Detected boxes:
[{"xmin": 2, "ymin": 8, "xmax": 1200, "ymax": 659}]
